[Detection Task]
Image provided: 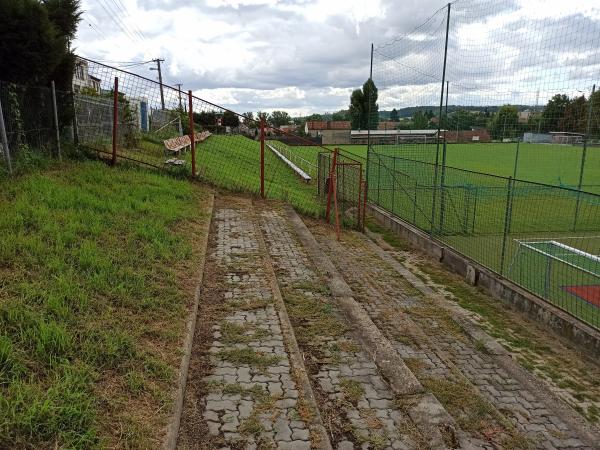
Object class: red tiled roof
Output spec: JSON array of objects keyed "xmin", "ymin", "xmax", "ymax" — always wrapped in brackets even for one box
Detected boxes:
[{"xmin": 307, "ymin": 121, "xmax": 350, "ymax": 130}]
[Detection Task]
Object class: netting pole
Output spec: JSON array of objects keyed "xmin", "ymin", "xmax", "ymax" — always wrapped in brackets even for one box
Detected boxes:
[
  {"xmin": 391, "ymin": 157, "xmax": 396, "ymax": 214},
  {"xmin": 357, "ymin": 165, "xmax": 363, "ymax": 229},
  {"xmin": 439, "ymin": 79, "xmax": 450, "ymax": 233},
  {"xmin": 500, "ymin": 177, "xmax": 514, "ymax": 275},
  {"xmin": 366, "ymin": 43, "xmax": 373, "ymax": 196},
  {"xmin": 332, "ymin": 148, "xmax": 341, "ymax": 240},
  {"xmin": 430, "ymin": 2, "xmax": 451, "ymax": 236},
  {"xmin": 0, "ymin": 93, "xmax": 12, "ymax": 175},
  {"xmin": 362, "ymin": 180, "xmax": 367, "ymax": 232},
  {"xmin": 111, "ymin": 77, "xmax": 118, "ymax": 166},
  {"xmin": 512, "ymin": 139, "xmax": 520, "ymax": 179},
  {"xmin": 573, "ymin": 83, "xmax": 595, "ymax": 231},
  {"xmin": 50, "ymin": 81, "xmax": 62, "ymax": 161},
  {"xmin": 260, "ymin": 118, "xmax": 265, "ymax": 198},
  {"xmin": 188, "ymin": 90, "xmax": 196, "ymax": 177}
]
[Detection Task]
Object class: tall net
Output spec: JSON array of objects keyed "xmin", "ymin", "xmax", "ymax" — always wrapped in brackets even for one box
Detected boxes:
[{"xmin": 369, "ymin": 0, "xmax": 600, "ymax": 329}]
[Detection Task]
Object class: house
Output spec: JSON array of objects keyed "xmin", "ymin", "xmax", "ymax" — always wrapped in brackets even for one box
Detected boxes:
[
  {"xmin": 350, "ymin": 129, "xmax": 442, "ymax": 145},
  {"xmin": 377, "ymin": 121, "xmax": 397, "ymax": 130},
  {"xmin": 73, "ymin": 57, "xmax": 101, "ymax": 94},
  {"xmin": 304, "ymin": 121, "xmax": 350, "ymax": 137},
  {"xmin": 549, "ymin": 132, "xmax": 584, "ymax": 145},
  {"xmin": 518, "ymin": 110, "xmax": 532, "ymax": 124}
]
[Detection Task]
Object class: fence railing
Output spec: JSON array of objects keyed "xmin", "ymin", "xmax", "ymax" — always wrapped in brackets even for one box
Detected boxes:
[{"xmin": 368, "ymin": 146, "xmax": 600, "ymax": 330}]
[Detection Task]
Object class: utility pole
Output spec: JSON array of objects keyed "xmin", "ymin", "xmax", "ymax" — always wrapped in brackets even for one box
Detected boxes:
[{"xmin": 150, "ymin": 58, "xmax": 165, "ymax": 110}]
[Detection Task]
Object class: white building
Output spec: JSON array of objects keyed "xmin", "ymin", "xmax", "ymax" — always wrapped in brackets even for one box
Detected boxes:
[{"xmin": 73, "ymin": 58, "xmax": 101, "ymax": 94}]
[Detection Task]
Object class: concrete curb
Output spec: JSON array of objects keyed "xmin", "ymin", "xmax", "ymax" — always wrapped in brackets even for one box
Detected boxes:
[
  {"xmin": 252, "ymin": 201, "xmax": 333, "ymax": 450},
  {"xmin": 360, "ymin": 228, "xmax": 600, "ymax": 448},
  {"xmin": 163, "ymin": 193, "xmax": 215, "ymax": 450}
]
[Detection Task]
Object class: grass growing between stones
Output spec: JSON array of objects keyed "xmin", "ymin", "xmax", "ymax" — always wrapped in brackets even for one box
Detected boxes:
[
  {"xmin": 0, "ymin": 160, "xmax": 209, "ymax": 448},
  {"xmin": 216, "ymin": 348, "xmax": 281, "ymax": 369},
  {"xmin": 366, "ymin": 217, "xmax": 600, "ymax": 425}
]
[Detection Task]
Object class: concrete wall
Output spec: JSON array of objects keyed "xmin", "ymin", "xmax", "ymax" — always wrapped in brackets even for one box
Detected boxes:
[
  {"xmin": 321, "ymin": 129, "xmax": 351, "ymax": 145},
  {"xmin": 366, "ymin": 203, "xmax": 600, "ymax": 357}
]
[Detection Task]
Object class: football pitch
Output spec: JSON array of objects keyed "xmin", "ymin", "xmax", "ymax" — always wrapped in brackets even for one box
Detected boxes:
[{"xmin": 334, "ymin": 143, "xmax": 600, "ymax": 194}]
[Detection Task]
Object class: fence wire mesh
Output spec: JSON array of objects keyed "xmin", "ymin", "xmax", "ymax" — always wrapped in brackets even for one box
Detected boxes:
[
  {"xmin": 367, "ymin": 0, "xmax": 600, "ymax": 329},
  {"xmin": 71, "ymin": 58, "xmax": 364, "ymax": 226}
]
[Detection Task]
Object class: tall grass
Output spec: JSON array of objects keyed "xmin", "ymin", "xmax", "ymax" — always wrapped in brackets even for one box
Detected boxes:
[{"xmin": 0, "ymin": 159, "xmax": 206, "ymax": 447}]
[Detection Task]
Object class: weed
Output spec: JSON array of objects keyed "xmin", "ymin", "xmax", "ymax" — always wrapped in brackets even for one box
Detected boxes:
[
  {"xmin": 216, "ymin": 348, "xmax": 280, "ymax": 369},
  {"xmin": 339, "ymin": 378, "xmax": 365, "ymax": 405}
]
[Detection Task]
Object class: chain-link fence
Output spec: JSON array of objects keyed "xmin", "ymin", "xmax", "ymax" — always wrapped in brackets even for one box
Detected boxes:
[
  {"xmin": 365, "ymin": 0, "xmax": 600, "ymax": 329},
  {"xmin": 0, "ymin": 81, "xmax": 73, "ymax": 175}
]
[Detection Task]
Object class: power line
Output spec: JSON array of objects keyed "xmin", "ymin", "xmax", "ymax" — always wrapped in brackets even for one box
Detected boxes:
[
  {"xmin": 107, "ymin": 0, "xmax": 147, "ymax": 42},
  {"xmin": 97, "ymin": 0, "xmax": 142, "ymax": 44}
]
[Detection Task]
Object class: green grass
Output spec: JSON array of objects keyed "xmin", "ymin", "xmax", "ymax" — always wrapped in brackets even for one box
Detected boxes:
[
  {"xmin": 0, "ymin": 159, "xmax": 207, "ymax": 448},
  {"xmin": 337, "ymin": 143, "xmax": 600, "ymax": 192}
]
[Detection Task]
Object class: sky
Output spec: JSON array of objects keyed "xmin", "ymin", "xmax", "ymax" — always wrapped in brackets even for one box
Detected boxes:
[{"xmin": 74, "ymin": 0, "xmax": 600, "ymax": 116}]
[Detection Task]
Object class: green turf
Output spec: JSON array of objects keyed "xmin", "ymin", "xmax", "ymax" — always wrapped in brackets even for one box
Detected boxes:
[
  {"xmin": 336, "ymin": 143, "xmax": 600, "ymax": 193},
  {"xmin": 0, "ymin": 159, "xmax": 206, "ymax": 448}
]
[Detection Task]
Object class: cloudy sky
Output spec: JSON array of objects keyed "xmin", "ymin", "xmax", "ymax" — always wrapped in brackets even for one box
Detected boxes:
[{"xmin": 74, "ymin": 0, "xmax": 600, "ymax": 116}]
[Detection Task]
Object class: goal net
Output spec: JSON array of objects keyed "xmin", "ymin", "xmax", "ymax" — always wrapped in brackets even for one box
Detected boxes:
[{"xmin": 507, "ymin": 238, "xmax": 600, "ymax": 317}]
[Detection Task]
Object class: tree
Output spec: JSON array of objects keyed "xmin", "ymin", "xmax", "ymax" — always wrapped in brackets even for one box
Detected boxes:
[
  {"xmin": 348, "ymin": 79, "xmax": 379, "ymax": 130},
  {"xmin": 332, "ymin": 109, "xmax": 350, "ymax": 121},
  {"xmin": 589, "ymin": 90, "xmax": 600, "ymax": 139},
  {"xmin": 242, "ymin": 112, "xmax": 256, "ymax": 128},
  {"xmin": 0, "ymin": 0, "xmax": 81, "ymax": 89},
  {"xmin": 541, "ymin": 94, "xmax": 570, "ymax": 132},
  {"xmin": 490, "ymin": 105, "xmax": 519, "ymax": 139},
  {"xmin": 270, "ymin": 111, "xmax": 291, "ymax": 128},
  {"xmin": 412, "ymin": 110, "xmax": 428, "ymax": 129},
  {"xmin": 195, "ymin": 111, "xmax": 217, "ymax": 126},
  {"xmin": 560, "ymin": 96, "xmax": 586, "ymax": 134},
  {"xmin": 257, "ymin": 111, "xmax": 270, "ymax": 125},
  {"xmin": 222, "ymin": 110, "xmax": 240, "ymax": 127},
  {"xmin": 390, "ymin": 108, "xmax": 399, "ymax": 122}
]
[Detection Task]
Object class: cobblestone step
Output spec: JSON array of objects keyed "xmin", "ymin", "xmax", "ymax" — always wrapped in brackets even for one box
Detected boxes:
[
  {"xmin": 257, "ymin": 204, "xmax": 461, "ymax": 450},
  {"xmin": 305, "ymin": 220, "xmax": 598, "ymax": 450},
  {"xmin": 179, "ymin": 197, "xmax": 326, "ymax": 449}
]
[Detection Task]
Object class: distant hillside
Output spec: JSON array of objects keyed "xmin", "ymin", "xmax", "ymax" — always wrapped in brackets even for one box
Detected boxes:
[{"xmin": 380, "ymin": 105, "xmax": 536, "ymax": 119}]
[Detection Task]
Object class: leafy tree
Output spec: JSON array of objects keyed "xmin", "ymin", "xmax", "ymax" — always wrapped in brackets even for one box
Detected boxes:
[
  {"xmin": 490, "ymin": 105, "xmax": 519, "ymax": 139},
  {"xmin": 242, "ymin": 112, "xmax": 255, "ymax": 127},
  {"xmin": 222, "ymin": 110, "xmax": 240, "ymax": 127},
  {"xmin": 257, "ymin": 111, "xmax": 270, "ymax": 125},
  {"xmin": 0, "ymin": 0, "xmax": 81, "ymax": 89},
  {"xmin": 332, "ymin": 109, "xmax": 350, "ymax": 121},
  {"xmin": 305, "ymin": 113, "xmax": 323, "ymax": 122},
  {"xmin": 559, "ymin": 96, "xmax": 586, "ymax": 134},
  {"xmin": 348, "ymin": 79, "xmax": 379, "ymax": 130},
  {"xmin": 412, "ymin": 110, "xmax": 428, "ymax": 129},
  {"xmin": 349, "ymin": 89, "xmax": 364, "ymax": 129},
  {"xmin": 589, "ymin": 90, "xmax": 600, "ymax": 139},
  {"xmin": 270, "ymin": 110, "xmax": 291, "ymax": 127},
  {"xmin": 390, "ymin": 108, "xmax": 399, "ymax": 122},
  {"xmin": 195, "ymin": 111, "xmax": 217, "ymax": 126},
  {"xmin": 541, "ymin": 94, "xmax": 570, "ymax": 132}
]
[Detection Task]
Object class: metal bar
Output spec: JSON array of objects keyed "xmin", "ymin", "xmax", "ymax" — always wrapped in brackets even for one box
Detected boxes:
[
  {"xmin": 111, "ymin": 77, "xmax": 118, "ymax": 166},
  {"xmin": 332, "ymin": 148, "xmax": 341, "ymax": 240},
  {"xmin": 362, "ymin": 180, "xmax": 367, "ymax": 232},
  {"xmin": 71, "ymin": 91, "xmax": 79, "ymax": 145},
  {"xmin": 512, "ymin": 139, "xmax": 520, "ymax": 179},
  {"xmin": 260, "ymin": 118, "xmax": 265, "ymax": 198},
  {"xmin": 357, "ymin": 164, "xmax": 363, "ymax": 227},
  {"xmin": 366, "ymin": 43, "xmax": 373, "ymax": 196},
  {"xmin": 188, "ymin": 90, "xmax": 196, "ymax": 177},
  {"xmin": 573, "ymin": 84, "xmax": 595, "ymax": 231},
  {"xmin": 391, "ymin": 157, "xmax": 396, "ymax": 215},
  {"xmin": 430, "ymin": 3, "xmax": 451, "ymax": 236},
  {"xmin": 500, "ymin": 177, "xmax": 514, "ymax": 275},
  {"xmin": 50, "ymin": 81, "xmax": 62, "ymax": 161},
  {"xmin": 0, "ymin": 93, "xmax": 12, "ymax": 174}
]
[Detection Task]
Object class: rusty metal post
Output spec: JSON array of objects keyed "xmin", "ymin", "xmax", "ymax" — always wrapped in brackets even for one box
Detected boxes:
[
  {"xmin": 188, "ymin": 90, "xmax": 196, "ymax": 177},
  {"xmin": 260, "ymin": 118, "xmax": 265, "ymax": 198},
  {"xmin": 111, "ymin": 77, "xmax": 118, "ymax": 166}
]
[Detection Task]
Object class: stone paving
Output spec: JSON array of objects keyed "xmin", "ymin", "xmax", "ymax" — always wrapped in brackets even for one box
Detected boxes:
[
  {"xmin": 308, "ymin": 226, "xmax": 595, "ymax": 450},
  {"xmin": 258, "ymin": 207, "xmax": 418, "ymax": 450},
  {"xmin": 200, "ymin": 205, "xmax": 311, "ymax": 449}
]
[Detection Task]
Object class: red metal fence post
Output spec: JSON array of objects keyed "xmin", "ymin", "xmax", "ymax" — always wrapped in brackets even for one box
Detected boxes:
[
  {"xmin": 260, "ymin": 118, "xmax": 265, "ymax": 198},
  {"xmin": 111, "ymin": 77, "xmax": 118, "ymax": 166},
  {"xmin": 188, "ymin": 90, "xmax": 196, "ymax": 177}
]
